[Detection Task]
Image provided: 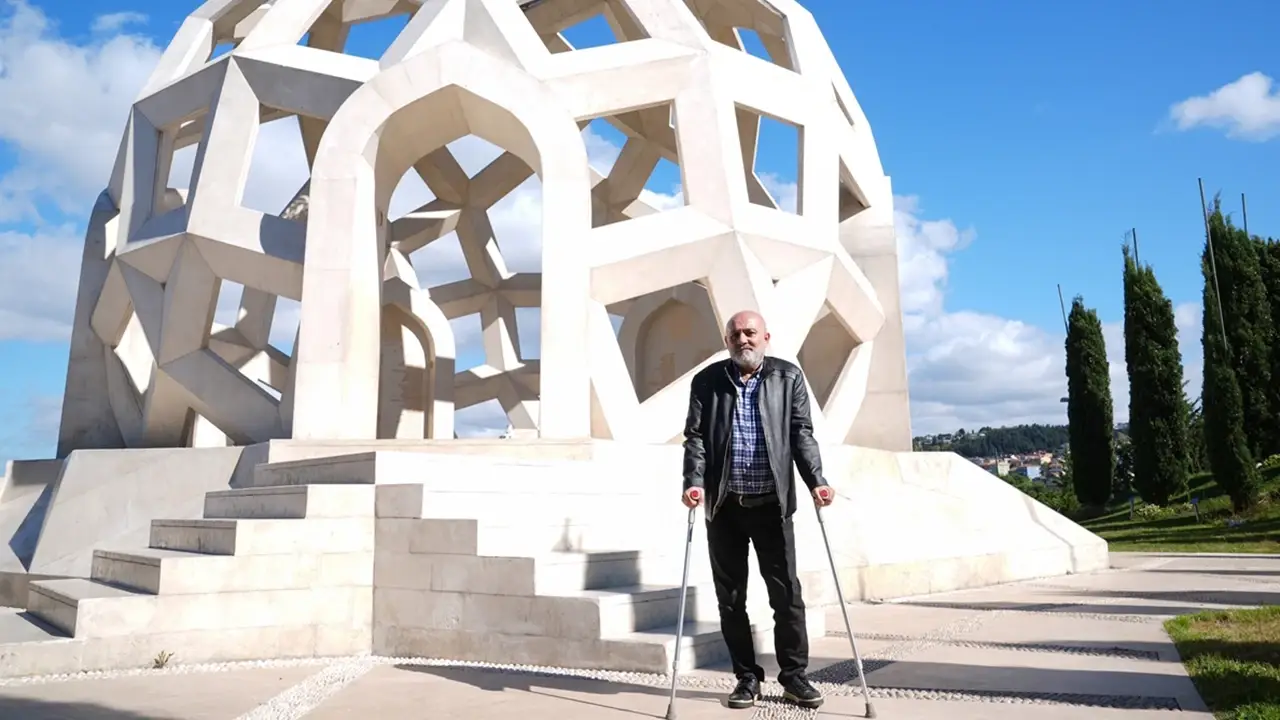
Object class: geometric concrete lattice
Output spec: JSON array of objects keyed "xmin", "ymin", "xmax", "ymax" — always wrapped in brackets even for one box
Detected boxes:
[{"xmin": 57, "ymin": 0, "xmax": 914, "ymax": 456}]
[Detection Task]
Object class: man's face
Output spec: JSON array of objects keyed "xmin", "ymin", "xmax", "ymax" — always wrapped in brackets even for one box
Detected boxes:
[{"xmin": 725, "ymin": 314, "xmax": 769, "ymax": 370}]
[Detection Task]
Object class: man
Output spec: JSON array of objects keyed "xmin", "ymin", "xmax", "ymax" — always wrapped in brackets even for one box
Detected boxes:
[{"xmin": 680, "ymin": 309, "xmax": 833, "ymax": 710}]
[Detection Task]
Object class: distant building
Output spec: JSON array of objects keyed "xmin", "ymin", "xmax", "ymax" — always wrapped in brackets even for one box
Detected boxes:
[{"xmin": 1015, "ymin": 465, "xmax": 1041, "ymax": 480}]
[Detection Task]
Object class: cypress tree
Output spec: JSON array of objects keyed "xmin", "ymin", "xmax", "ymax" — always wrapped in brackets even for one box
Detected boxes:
[
  {"xmin": 1205, "ymin": 202, "xmax": 1273, "ymax": 459},
  {"xmin": 1257, "ymin": 237, "xmax": 1280, "ymax": 458},
  {"xmin": 1064, "ymin": 296, "xmax": 1115, "ymax": 507},
  {"xmin": 1121, "ymin": 245, "xmax": 1188, "ymax": 505},
  {"xmin": 1202, "ymin": 209, "xmax": 1261, "ymax": 511}
]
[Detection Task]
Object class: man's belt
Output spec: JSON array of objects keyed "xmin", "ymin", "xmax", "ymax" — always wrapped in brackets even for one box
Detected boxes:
[{"xmin": 730, "ymin": 491, "xmax": 778, "ymax": 508}]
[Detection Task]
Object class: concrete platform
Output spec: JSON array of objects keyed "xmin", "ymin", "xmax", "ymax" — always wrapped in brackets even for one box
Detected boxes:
[
  {"xmin": 0, "ymin": 442, "xmax": 1111, "ymax": 679},
  {"xmin": 2, "ymin": 552, "xmax": 1273, "ymax": 719}
]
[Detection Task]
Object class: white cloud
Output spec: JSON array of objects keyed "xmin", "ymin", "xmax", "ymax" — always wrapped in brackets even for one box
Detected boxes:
[
  {"xmin": 0, "ymin": 1, "xmax": 163, "ymax": 220},
  {"xmin": 0, "ymin": 1, "xmax": 162, "ymax": 341},
  {"xmin": 895, "ymin": 197, "xmax": 1204, "ymax": 435},
  {"xmin": 91, "ymin": 11, "xmax": 147, "ymax": 35},
  {"xmin": 1168, "ymin": 71, "xmax": 1280, "ymax": 141},
  {"xmin": 0, "ymin": 224, "xmax": 82, "ymax": 340}
]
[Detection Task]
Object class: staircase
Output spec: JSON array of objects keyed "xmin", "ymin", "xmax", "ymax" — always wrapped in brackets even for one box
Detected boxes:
[{"xmin": 0, "ymin": 450, "xmax": 824, "ymax": 678}]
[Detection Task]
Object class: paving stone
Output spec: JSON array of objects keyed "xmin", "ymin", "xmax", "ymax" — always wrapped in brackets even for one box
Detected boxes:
[
  {"xmin": 951, "ymin": 612, "xmax": 1176, "ymax": 660},
  {"xmin": 815, "ymin": 693, "xmax": 1215, "ymax": 719},
  {"xmin": 3, "ymin": 553, "xmax": 1276, "ymax": 719},
  {"xmin": 688, "ymin": 633, "xmax": 899, "ymax": 683},
  {"xmin": 303, "ymin": 664, "xmax": 727, "ymax": 719},
  {"xmin": 826, "ymin": 601, "xmax": 978, "ymax": 637},
  {"xmin": 0, "ymin": 665, "xmax": 317, "ymax": 720},
  {"xmin": 863, "ymin": 644, "xmax": 1205, "ymax": 711}
]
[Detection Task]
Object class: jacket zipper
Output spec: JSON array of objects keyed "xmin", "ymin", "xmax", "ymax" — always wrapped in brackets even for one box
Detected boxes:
[
  {"xmin": 710, "ymin": 370, "xmax": 736, "ymax": 522},
  {"xmin": 756, "ymin": 369, "xmax": 784, "ymax": 510}
]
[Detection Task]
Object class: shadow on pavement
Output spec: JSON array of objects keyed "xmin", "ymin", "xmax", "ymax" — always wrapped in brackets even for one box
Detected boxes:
[
  {"xmin": 1148, "ymin": 568, "xmax": 1280, "ymax": 578},
  {"xmin": 893, "ymin": 599, "xmax": 1184, "ymax": 616},
  {"xmin": 832, "ymin": 659, "xmax": 1191, "ymax": 708},
  {"xmin": 394, "ymin": 663, "xmax": 728, "ymax": 717},
  {"xmin": 0, "ymin": 698, "xmax": 183, "ymax": 720},
  {"xmin": 1117, "ymin": 553, "xmax": 1280, "ymax": 560},
  {"xmin": 1085, "ymin": 589, "xmax": 1280, "ymax": 607}
]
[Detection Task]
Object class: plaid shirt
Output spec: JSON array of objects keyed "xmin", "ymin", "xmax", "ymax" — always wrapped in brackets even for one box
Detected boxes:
[{"xmin": 726, "ymin": 368, "xmax": 775, "ymax": 495}]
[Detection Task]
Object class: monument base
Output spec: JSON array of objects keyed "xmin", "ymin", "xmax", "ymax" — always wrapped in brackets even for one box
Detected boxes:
[{"xmin": 0, "ymin": 441, "xmax": 1106, "ymax": 678}]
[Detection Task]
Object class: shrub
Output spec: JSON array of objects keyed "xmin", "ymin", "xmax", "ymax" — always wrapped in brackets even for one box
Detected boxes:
[{"xmin": 1134, "ymin": 502, "xmax": 1194, "ymax": 521}]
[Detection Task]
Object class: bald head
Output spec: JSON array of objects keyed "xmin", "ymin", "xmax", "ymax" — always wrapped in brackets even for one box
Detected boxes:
[
  {"xmin": 724, "ymin": 310, "xmax": 770, "ymax": 371},
  {"xmin": 725, "ymin": 310, "xmax": 767, "ymax": 336}
]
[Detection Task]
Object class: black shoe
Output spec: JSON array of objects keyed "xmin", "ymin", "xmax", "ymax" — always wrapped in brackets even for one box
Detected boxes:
[
  {"xmin": 726, "ymin": 675, "xmax": 762, "ymax": 709},
  {"xmin": 781, "ymin": 675, "xmax": 824, "ymax": 708}
]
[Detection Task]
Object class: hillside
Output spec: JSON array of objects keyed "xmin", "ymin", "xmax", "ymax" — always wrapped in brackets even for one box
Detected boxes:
[{"xmin": 913, "ymin": 424, "xmax": 1070, "ymax": 458}]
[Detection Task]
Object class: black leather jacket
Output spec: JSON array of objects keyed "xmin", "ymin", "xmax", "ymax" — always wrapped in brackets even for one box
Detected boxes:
[{"xmin": 682, "ymin": 356, "xmax": 829, "ymax": 521}]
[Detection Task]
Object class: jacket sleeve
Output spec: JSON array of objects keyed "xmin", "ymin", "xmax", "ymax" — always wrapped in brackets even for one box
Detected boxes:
[
  {"xmin": 789, "ymin": 369, "xmax": 827, "ymax": 490},
  {"xmin": 682, "ymin": 374, "xmax": 707, "ymax": 490}
]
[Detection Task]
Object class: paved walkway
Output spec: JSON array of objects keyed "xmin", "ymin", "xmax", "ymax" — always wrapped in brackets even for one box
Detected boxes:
[{"xmin": 2, "ymin": 552, "xmax": 1276, "ymax": 719}]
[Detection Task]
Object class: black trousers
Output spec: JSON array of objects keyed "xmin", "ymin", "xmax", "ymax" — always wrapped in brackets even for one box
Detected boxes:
[{"xmin": 707, "ymin": 497, "xmax": 809, "ymax": 684}]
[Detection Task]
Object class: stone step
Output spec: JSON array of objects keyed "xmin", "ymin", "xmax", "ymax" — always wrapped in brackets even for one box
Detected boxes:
[
  {"xmin": 632, "ymin": 604, "xmax": 828, "ymax": 671},
  {"xmin": 27, "ymin": 578, "xmax": 150, "ymax": 637},
  {"xmin": 565, "ymin": 584, "xmax": 706, "ymax": 638},
  {"xmin": 149, "ymin": 518, "xmax": 375, "ymax": 556},
  {"xmin": 0, "ymin": 608, "xmax": 70, "ymax": 644},
  {"xmin": 252, "ymin": 452, "xmax": 665, "ymax": 496},
  {"xmin": 375, "ymin": 619, "xmax": 773, "ymax": 674},
  {"xmin": 620, "ymin": 620, "xmax": 771, "ymax": 672},
  {"xmin": 376, "ymin": 486, "xmax": 668, "ymax": 522},
  {"xmin": 255, "ymin": 452, "xmax": 606, "ymax": 489},
  {"xmin": 379, "ymin": 517, "xmax": 710, "ymax": 558},
  {"xmin": 90, "ymin": 548, "xmax": 372, "ymax": 595},
  {"xmin": 27, "ymin": 576, "xmax": 372, "ymax": 640},
  {"xmin": 532, "ymin": 550, "xmax": 655, "ymax": 593},
  {"xmin": 600, "ymin": 593, "xmax": 827, "ymax": 646},
  {"xmin": 204, "ymin": 485, "xmax": 376, "ymax": 520},
  {"xmin": 375, "ymin": 548, "xmax": 668, "ymax": 596},
  {"xmin": 373, "ymin": 577, "xmax": 821, "ymax": 644},
  {"xmin": 373, "ymin": 609, "xmax": 819, "ymax": 671}
]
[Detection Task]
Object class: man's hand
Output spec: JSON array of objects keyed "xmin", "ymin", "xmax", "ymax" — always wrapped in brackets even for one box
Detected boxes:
[
  {"xmin": 682, "ymin": 487, "xmax": 704, "ymax": 508},
  {"xmin": 812, "ymin": 486, "xmax": 834, "ymax": 508}
]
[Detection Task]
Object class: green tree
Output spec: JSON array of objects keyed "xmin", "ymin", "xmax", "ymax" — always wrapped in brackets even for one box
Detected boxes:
[
  {"xmin": 914, "ymin": 424, "xmax": 1071, "ymax": 457},
  {"xmin": 1205, "ymin": 201, "xmax": 1273, "ymax": 459},
  {"xmin": 1202, "ymin": 208, "xmax": 1261, "ymax": 511},
  {"xmin": 1257, "ymin": 237, "xmax": 1280, "ymax": 456},
  {"xmin": 1121, "ymin": 245, "xmax": 1189, "ymax": 505},
  {"xmin": 1064, "ymin": 296, "xmax": 1115, "ymax": 507},
  {"xmin": 1114, "ymin": 435, "xmax": 1134, "ymax": 499}
]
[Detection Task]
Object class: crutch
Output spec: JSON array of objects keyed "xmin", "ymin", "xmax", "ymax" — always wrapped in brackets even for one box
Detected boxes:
[
  {"xmin": 665, "ymin": 487, "xmax": 702, "ymax": 720},
  {"xmin": 815, "ymin": 486, "xmax": 877, "ymax": 718}
]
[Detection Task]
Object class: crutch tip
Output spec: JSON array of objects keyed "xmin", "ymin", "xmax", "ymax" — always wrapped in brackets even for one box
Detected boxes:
[
  {"xmin": 664, "ymin": 705, "xmax": 678, "ymax": 720},
  {"xmin": 865, "ymin": 703, "xmax": 877, "ymax": 718}
]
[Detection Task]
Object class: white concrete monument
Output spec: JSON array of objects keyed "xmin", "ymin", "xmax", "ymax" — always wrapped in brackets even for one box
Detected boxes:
[
  {"xmin": 57, "ymin": 0, "xmax": 911, "ymax": 454},
  {"xmin": 0, "ymin": 0, "xmax": 1105, "ymax": 678}
]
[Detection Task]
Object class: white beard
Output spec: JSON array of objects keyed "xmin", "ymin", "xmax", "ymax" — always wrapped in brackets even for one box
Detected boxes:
[{"xmin": 731, "ymin": 347, "xmax": 765, "ymax": 370}]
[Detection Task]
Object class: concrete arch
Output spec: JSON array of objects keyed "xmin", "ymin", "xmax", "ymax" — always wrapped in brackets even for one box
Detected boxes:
[
  {"xmin": 380, "ymin": 281, "xmax": 457, "ymax": 441},
  {"xmin": 617, "ymin": 283, "xmax": 720, "ymax": 401},
  {"xmin": 290, "ymin": 41, "xmax": 592, "ymax": 440}
]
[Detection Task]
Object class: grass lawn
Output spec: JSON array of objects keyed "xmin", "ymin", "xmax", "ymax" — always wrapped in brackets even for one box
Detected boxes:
[
  {"xmin": 1079, "ymin": 470, "xmax": 1280, "ymax": 553},
  {"xmin": 1166, "ymin": 606, "xmax": 1280, "ymax": 720}
]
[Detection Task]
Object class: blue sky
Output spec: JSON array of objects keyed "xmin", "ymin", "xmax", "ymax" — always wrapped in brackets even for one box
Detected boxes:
[{"xmin": 1, "ymin": 0, "xmax": 1278, "ymax": 464}]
